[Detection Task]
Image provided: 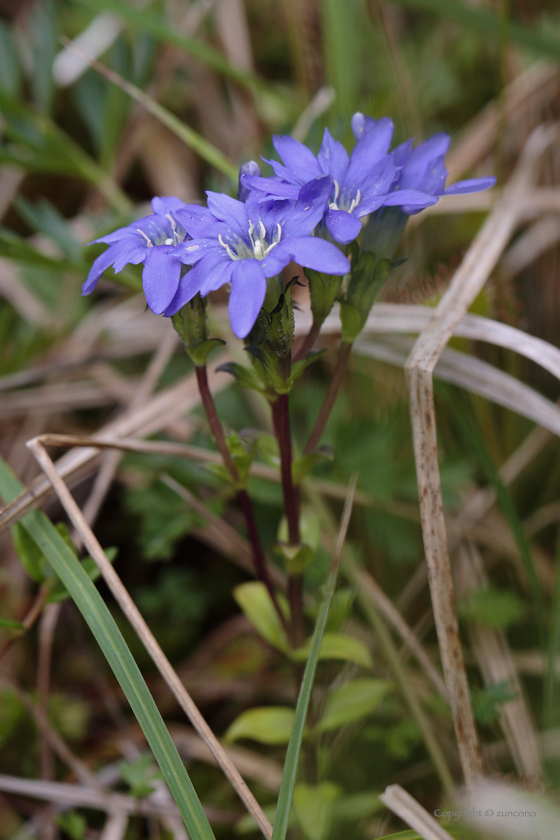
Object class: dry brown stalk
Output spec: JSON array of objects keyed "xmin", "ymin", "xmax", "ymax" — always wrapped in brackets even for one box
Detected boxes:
[
  {"xmin": 100, "ymin": 812, "xmax": 128, "ymax": 840},
  {"xmin": 380, "ymin": 784, "xmax": 454, "ymax": 840},
  {"xmin": 404, "ymin": 125, "xmax": 558, "ymax": 787},
  {"xmin": 455, "ymin": 542, "xmax": 541, "ymax": 778},
  {"xmin": 25, "ymin": 438, "xmax": 273, "ymax": 840}
]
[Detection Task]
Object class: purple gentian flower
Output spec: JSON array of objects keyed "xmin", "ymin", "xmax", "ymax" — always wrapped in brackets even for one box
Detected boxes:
[
  {"xmin": 82, "ymin": 196, "xmax": 191, "ymax": 314},
  {"xmin": 241, "ymin": 123, "xmax": 437, "ymax": 245},
  {"xmin": 351, "ymin": 114, "xmax": 496, "ymax": 215},
  {"xmin": 167, "ymin": 177, "xmax": 351, "ymax": 339}
]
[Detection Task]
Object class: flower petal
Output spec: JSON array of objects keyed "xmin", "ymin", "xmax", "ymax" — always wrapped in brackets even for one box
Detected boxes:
[
  {"xmin": 351, "ymin": 112, "xmax": 377, "ymax": 141},
  {"xmin": 163, "ymin": 267, "xmax": 205, "ymax": 316},
  {"xmin": 272, "ymin": 135, "xmax": 322, "ymax": 183},
  {"xmin": 172, "ymin": 204, "xmax": 221, "ymax": 239},
  {"xmin": 198, "ymin": 250, "xmax": 235, "ymax": 295},
  {"xmin": 345, "ymin": 117, "xmax": 394, "ymax": 186},
  {"xmin": 142, "ymin": 247, "xmax": 181, "ymax": 314},
  {"xmin": 238, "ymin": 161, "xmax": 262, "ymax": 201},
  {"xmin": 241, "ymin": 175, "xmax": 300, "ymax": 201},
  {"xmin": 82, "ymin": 245, "xmax": 119, "ymax": 295},
  {"xmin": 278, "ymin": 176, "xmax": 333, "ymax": 238},
  {"xmin": 206, "ymin": 191, "xmax": 247, "ymax": 238},
  {"xmin": 443, "ymin": 176, "xmax": 497, "ymax": 195},
  {"xmin": 272, "ymin": 237, "xmax": 350, "ymax": 275},
  {"xmin": 382, "ymin": 189, "xmax": 438, "ymax": 208},
  {"xmin": 317, "ymin": 128, "xmax": 349, "ymax": 184},
  {"xmin": 325, "ymin": 208, "xmax": 362, "ymax": 244},
  {"xmin": 229, "ymin": 260, "xmax": 267, "ymax": 338},
  {"xmin": 151, "ymin": 196, "xmax": 187, "ymax": 216}
]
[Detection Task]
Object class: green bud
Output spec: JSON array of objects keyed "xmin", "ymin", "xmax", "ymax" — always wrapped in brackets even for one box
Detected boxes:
[
  {"xmin": 340, "ymin": 244, "xmax": 391, "ymax": 343},
  {"xmin": 305, "ymin": 268, "xmax": 345, "ymax": 326},
  {"xmin": 172, "ymin": 294, "xmax": 225, "ymax": 366}
]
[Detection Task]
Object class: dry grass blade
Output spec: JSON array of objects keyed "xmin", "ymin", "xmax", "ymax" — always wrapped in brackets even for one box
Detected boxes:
[
  {"xmin": 0, "ymin": 357, "xmax": 227, "ymax": 536},
  {"xmin": 100, "ymin": 812, "xmax": 128, "ymax": 840},
  {"xmin": 455, "ymin": 543, "xmax": 541, "ymax": 778},
  {"xmin": 380, "ymin": 784, "xmax": 454, "ymax": 840},
  {"xmin": 357, "ymin": 336, "xmax": 560, "ymax": 437},
  {"xmin": 404, "ymin": 125, "xmax": 558, "ymax": 787},
  {"xmin": 0, "ymin": 774, "xmax": 234, "ymax": 824},
  {"xmin": 25, "ymin": 439, "xmax": 273, "ymax": 840}
]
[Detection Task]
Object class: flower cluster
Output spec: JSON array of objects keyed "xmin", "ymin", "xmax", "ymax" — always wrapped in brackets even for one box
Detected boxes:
[{"xmin": 83, "ymin": 112, "xmax": 496, "ymax": 339}]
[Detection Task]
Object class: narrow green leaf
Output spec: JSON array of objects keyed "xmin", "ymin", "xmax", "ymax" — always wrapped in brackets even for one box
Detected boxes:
[
  {"xmin": 0, "ymin": 457, "xmax": 216, "ymax": 840},
  {"xmin": 0, "ymin": 618, "xmax": 26, "ymax": 631},
  {"xmin": 291, "ymin": 632, "xmax": 372, "ymax": 669},
  {"xmin": 314, "ymin": 678, "xmax": 392, "ymax": 733},
  {"xmin": 225, "ymin": 707, "xmax": 295, "ymax": 745}
]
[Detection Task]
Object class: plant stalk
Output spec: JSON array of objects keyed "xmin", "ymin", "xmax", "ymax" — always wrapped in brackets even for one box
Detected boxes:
[
  {"xmin": 272, "ymin": 394, "xmax": 304, "ymax": 647},
  {"xmin": 293, "ymin": 319, "xmax": 322, "ymax": 363},
  {"xmin": 195, "ymin": 365, "xmax": 286, "ymax": 630},
  {"xmin": 305, "ymin": 341, "xmax": 352, "ymax": 453}
]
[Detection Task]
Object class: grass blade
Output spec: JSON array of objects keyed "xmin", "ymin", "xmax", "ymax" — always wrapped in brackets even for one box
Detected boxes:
[
  {"xmin": 272, "ymin": 476, "xmax": 357, "ymax": 840},
  {"xmin": 0, "ymin": 457, "xmax": 216, "ymax": 840}
]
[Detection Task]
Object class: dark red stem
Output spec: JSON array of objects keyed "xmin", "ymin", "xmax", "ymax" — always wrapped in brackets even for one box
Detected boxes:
[
  {"xmin": 305, "ymin": 341, "xmax": 352, "ymax": 454},
  {"xmin": 293, "ymin": 319, "xmax": 322, "ymax": 363}
]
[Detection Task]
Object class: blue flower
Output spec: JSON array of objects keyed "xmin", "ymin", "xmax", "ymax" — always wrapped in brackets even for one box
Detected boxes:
[
  {"xmin": 82, "ymin": 196, "xmax": 191, "ymax": 314},
  {"xmin": 168, "ymin": 178, "xmax": 351, "ymax": 339},
  {"xmin": 240, "ymin": 123, "xmax": 437, "ymax": 245},
  {"xmin": 352, "ymin": 114, "xmax": 496, "ymax": 214}
]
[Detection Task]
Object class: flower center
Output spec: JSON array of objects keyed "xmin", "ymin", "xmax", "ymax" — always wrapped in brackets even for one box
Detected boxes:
[
  {"xmin": 218, "ymin": 220, "xmax": 282, "ymax": 261},
  {"xmin": 136, "ymin": 214, "xmax": 186, "ymax": 248},
  {"xmin": 328, "ymin": 180, "xmax": 361, "ymax": 214}
]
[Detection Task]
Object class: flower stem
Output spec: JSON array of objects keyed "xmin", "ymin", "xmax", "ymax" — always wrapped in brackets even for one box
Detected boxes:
[
  {"xmin": 195, "ymin": 365, "xmax": 287, "ymax": 632},
  {"xmin": 272, "ymin": 394, "xmax": 305, "ymax": 647},
  {"xmin": 293, "ymin": 319, "xmax": 322, "ymax": 363},
  {"xmin": 304, "ymin": 341, "xmax": 352, "ymax": 454}
]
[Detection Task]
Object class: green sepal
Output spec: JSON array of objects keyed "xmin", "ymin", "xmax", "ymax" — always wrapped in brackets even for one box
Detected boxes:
[
  {"xmin": 305, "ymin": 268, "xmax": 345, "ymax": 325},
  {"xmin": 292, "ymin": 445, "xmax": 334, "ymax": 484},
  {"xmin": 286, "ymin": 349, "xmax": 327, "ymax": 390},
  {"xmin": 245, "ymin": 344, "xmax": 286, "ymax": 395},
  {"xmin": 216, "ymin": 361, "xmax": 265, "ymax": 393},
  {"xmin": 340, "ymin": 245, "xmax": 391, "ymax": 342},
  {"xmin": 172, "ymin": 295, "xmax": 225, "ymax": 366}
]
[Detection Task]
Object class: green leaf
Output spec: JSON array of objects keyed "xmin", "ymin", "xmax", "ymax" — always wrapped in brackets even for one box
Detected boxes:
[
  {"xmin": 217, "ymin": 362, "xmax": 265, "ymax": 393},
  {"xmin": 291, "ymin": 632, "xmax": 372, "ymax": 669},
  {"xmin": 12, "ymin": 521, "xmax": 47, "ymax": 581},
  {"xmin": 315, "ymin": 678, "xmax": 392, "ymax": 733},
  {"xmin": 0, "ymin": 618, "xmax": 25, "ymax": 631},
  {"xmin": 225, "ymin": 707, "xmax": 295, "ymax": 745},
  {"xmin": 292, "ymin": 446, "xmax": 333, "ymax": 485},
  {"xmin": 472, "ymin": 681, "xmax": 518, "ymax": 726},
  {"xmin": 458, "ymin": 586, "xmax": 527, "ymax": 629},
  {"xmin": 55, "ymin": 812, "xmax": 87, "ymax": 840},
  {"xmin": 0, "ymin": 457, "xmax": 216, "ymax": 840},
  {"xmin": 233, "ymin": 581, "xmax": 290, "ymax": 652},
  {"xmin": 118, "ymin": 754, "xmax": 162, "ymax": 798},
  {"xmin": 293, "ymin": 782, "xmax": 341, "ymax": 840},
  {"xmin": 330, "ymin": 792, "xmax": 382, "ymax": 821}
]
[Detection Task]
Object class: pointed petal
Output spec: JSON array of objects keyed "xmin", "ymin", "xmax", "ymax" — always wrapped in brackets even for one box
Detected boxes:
[
  {"xmin": 151, "ymin": 196, "xmax": 187, "ymax": 215},
  {"xmin": 279, "ymin": 176, "xmax": 333, "ymax": 238},
  {"xmin": 317, "ymin": 127, "xmax": 349, "ymax": 183},
  {"xmin": 229, "ymin": 260, "xmax": 267, "ymax": 338},
  {"xmin": 325, "ymin": 209, "xmax": 362, "ymax": 244},
  {"xmin": 142, "ymin": 248, "xmax": 181, "ymax": 314},
  {"xmin": 198, "ymin": 250, "xmax": 235, "ymax": 295},
  {"xmin": 272, "ymin": 237, "xmax": 350, "ymax": 275},
  {"xmin": 241, "ymin": 175, "xmax": 300, "ymax": 200},
  {"xmin": 163, "ymin": 267, "xmax": 205, "ymax": 316},
  {"xmin": 238, "ymin": 161, "xmax": 262, "ymax": 201},
  {"xmin": 206, "ymin": 191, "xmax": 247, "ymax": 238},
  {"xmin": 345, "ymin": 117, "xmax": 394, "ymax": 186},
  {"xmin": 443, "ymin": 176, "xmax": 497, "ymax": 195},
  {"xmin": 173, "ymin": 204, "xmax": 222, "ymax": 239},
  {"xmin": 382, "ymin": 189, "xmax": 438, "ymax": 208},
  {"xmin": 272, "ymin": 135, "xmax": 322, "ymax": 182},
  {"xmin": 82, "ymin": 245, "xmax": 118, "ymax": 295},
  {"xmin": 351, "ymin": 112, "xmax": 377, "ymax": 141}
]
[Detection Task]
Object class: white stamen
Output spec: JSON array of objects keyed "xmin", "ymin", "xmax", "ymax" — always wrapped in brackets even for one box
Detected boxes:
[
  {"xmin": 275, "ymin": 223, "xmax": 282, "ymax": 243},
  {"xmin": 348, "ymin": 189, "xmax": 361, "ymax": 214},
  {"xmin": 137, "ymin": 229, "xmax": 153, "ymax": 246},
  {"xmin": 165, "ymin": 213, "xmax": 179, "ymax": 245},
  {"xmin": 259, "ymin": 220, "xmax": 267, "ymax": 241},
  {"xmin": 333, "ymin": 179, "xmax": 340, "ymax": 203},
  {"xmin": 164, "ymin": 238, "xmax": 174, "ymax": 245},
  {"xmin": 218, "ymin": 233, "xmax": 238, "ymax": 260}
]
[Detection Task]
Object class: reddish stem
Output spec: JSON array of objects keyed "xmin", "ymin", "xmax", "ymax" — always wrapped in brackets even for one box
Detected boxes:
[
  {"xmin": 305, "ymin": 341, "xmax": 352, "ymax": 454},
  {"xmin": 293, "ymin": 319, "xmax": 322, "ymax": 363}
]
